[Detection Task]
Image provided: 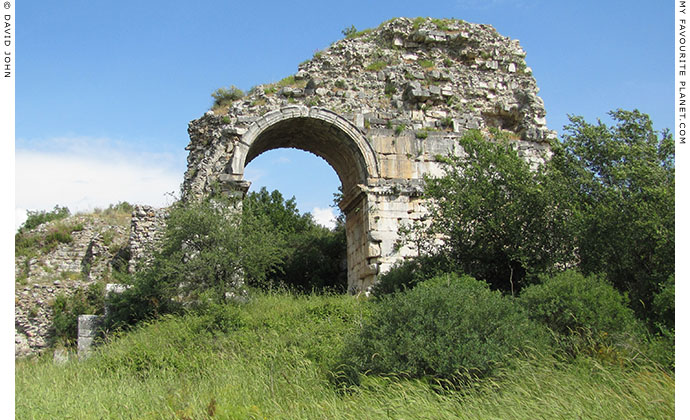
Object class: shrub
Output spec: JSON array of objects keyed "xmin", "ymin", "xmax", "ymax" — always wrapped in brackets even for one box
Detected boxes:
[
  {"xmin": 384, "ymin": 82, "xmax": 395, "ymax": 96},
  {"xmin": 105, "ymin": 195, "xmax": 287, "ymax": 330},
  {"xmin": 211, "ymin": 85, "xmax": 244, "ymax": 108},
  {"xmin": 337, "ymin": 273, "xmax": 548, "ymax": 387},
  {"xmin": 371, "ymin": 255, "xmax": 449, "ymax": 297},
  {"xmin": 18, "ymin": 205, "xmax": 70, "ymax": 233},
  {"xmin": 365, "ymin": 61, "xmax": 387, "ymax": 72},
  {"xmin": 651, "ymin": 274, "xmax": 674, "ymax": 331},
  {"xmin": 52, "ymin": 282, "xmax": 105, "ymax": 346},
  {"xmin": 16, "ymin": 221, "xmax": 85, "ymax": 258},
  {"xmin": 341, "ymin": 25, "xmax": 357, "ymax": 38},
  {"xmin": 518, "ymin": 270, "xmax": 639, "ymax": 347}
]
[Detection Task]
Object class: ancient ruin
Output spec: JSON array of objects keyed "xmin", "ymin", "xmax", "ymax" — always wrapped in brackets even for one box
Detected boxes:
[
  {"xmin": 15, "ymin": 17, "xmax": 557, "ymax": 357},
  {"xmin": 182, "ymin": 17, "xmax": 554, "ymax": 292}
]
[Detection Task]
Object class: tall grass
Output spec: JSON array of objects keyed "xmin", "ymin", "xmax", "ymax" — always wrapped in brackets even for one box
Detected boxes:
[{"xmin": 16, "ymin": 292, "xmax": 674, "ymax": 419}]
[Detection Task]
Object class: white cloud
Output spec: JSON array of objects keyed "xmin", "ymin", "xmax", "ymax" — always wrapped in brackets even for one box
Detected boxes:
[
  {"xmin": 15, "ymin": 138, "xmax": 185, "ymax": 228},
  {"xmin": 312, "ymin": 207, "xmax": 336, "ymax": 230}
]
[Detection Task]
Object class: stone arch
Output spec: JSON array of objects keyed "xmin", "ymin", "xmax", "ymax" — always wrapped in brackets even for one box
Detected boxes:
[
  {"xmin": 227, "ymin": 106, "xmax": 379, "ymax": 195},
  {"xmin": 182, "ymin": 18, "xmax": 556, "ymax": 293},
  {"xmin": 225, "ymin": 106, "xmax": 381, "ymax": 292}
]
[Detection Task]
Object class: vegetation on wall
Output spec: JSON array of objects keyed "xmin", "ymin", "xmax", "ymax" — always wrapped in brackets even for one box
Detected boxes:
[{"xmin": 211, "ymin": 85, "xmax": 245, "ymax": 109}]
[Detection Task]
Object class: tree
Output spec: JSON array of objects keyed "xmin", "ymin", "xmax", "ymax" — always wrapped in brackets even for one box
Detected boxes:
[
  {"xmin": 552, "ymin": 109, "xmax": 674, "ymax": 321},
  {"xmin": 107, "ymin": 195, "xmax": 288, "ymax": 327},
  {"xmin": 243, "ymin": 187, "xmax": 347, "ymax": 292},
  {"xmin": 417, "ymin": 129, "xmax": 574, "ymax": 294}
]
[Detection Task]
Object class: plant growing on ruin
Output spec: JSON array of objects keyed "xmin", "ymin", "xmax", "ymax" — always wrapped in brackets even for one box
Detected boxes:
[
  {"xmin": 211, "ymin": 86, "xmax": 244, "ymax": 108},
  {"xmin": 341, "ymin": 25, "xmax": 357, "ymax": 38},
  {"xmin": 419, "ymin": 59, "xmax": 434, "ymax": 69},
  {"xmin": 365, "ymin": 61, "xmax": 387, "ymax": 72},
  {"xmin": 18, "ymin": 205, "xmax": 70, "ymax": 233},
  {"xmin": 440, "ymin": 116, "xmax": 453, "ymax": 129},
  {"xmin": 384, "ymin": 83, "xmax": 396, "ymax": 98}
]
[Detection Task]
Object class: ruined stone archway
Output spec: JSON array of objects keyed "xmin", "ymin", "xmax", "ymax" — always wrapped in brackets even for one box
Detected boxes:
[
  {"xmin": 231, "ymin": 106, "xmax": 381, "ymax": 291},
  {"xmin": 181, "ymin": 17, "xmax": 556, "ymax": 292}
]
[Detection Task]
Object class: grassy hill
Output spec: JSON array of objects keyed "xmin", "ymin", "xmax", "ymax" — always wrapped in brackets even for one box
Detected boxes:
[{"xmin": 16, "ymin": 291, "xmax": 674, "ymax": 420}]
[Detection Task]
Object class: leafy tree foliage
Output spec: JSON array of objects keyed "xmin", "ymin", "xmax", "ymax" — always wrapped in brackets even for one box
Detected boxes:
[
  {"xmin": 401, "ymin": 110, "xmax": 672, "ymax": 327},
  {"xmin": 418, "ymin": 129, "xmax": 573, "ymax": 294},
  {"xmin": 243, "ymin": 187, "xmax": 347, "ymax": 292},
  {"xmin": 552, "ymin": 109, "xmax": 674, "ymax": 321},
  {"xmin": 107, "ymin": 195, "xmax": 287, "ymax": 327}
]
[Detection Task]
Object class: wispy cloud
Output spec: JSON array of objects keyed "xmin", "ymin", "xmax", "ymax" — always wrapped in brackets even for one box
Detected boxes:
[{"xmin": 15, "ymin": 137, "xmax": 185, "ymax": 228}]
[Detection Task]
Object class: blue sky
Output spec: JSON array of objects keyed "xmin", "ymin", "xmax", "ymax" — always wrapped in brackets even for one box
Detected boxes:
[{"xmin": 15, "ymin": 0, "xmax": 673, "ymax": 228}]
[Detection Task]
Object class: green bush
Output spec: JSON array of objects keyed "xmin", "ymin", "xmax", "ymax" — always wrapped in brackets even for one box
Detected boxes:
[
  {"xmin": 518, "ymin": 270, "xmax": 640, "ymax": 347},
  {"xmin": 371, "ymin": 255, "xmax": 449, "ymax": 297},
  {"xmin": 644, "ymin": 327, "xmax": 675, "ymax": 370},
  {"xmin": 18, "ymin": 205, "xmax": 70, "ymax": 233},
  {"xmin": 337, "ymin": 273, "xmax": 548, "ymax": 387},
  {"xmin": 52, "ymin": 282, "xmax": 105, "ymax": 346},
  {"xmin": 211, "ymin": 85, "xmax": 244, "ymax": 108},
  {"xmin": 652, "ymin": 275, "xmax": 674, "ymax": 331},
  {"xmin": 16, "ymin": 221, "xmax": 85, "ymax": 258},
  {"xmin": 105, "ymin": 195, "xmax": 287, "ymax": 330}
]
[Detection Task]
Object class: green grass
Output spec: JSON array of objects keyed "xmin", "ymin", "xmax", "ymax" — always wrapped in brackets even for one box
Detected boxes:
[
  {"xmin": 364, "ymin": 61, "xmax": 388, "ymax": 72},
  {"xmin": 419, "ymin": 59, "xmax": 434, "ymax": 69},
  {"xmin": 16, "ymin": 292, "xmax": 674, "ymax": 419}
]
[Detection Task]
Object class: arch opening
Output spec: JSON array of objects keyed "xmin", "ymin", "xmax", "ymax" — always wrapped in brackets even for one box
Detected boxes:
[
  {"xmin": 227, "ymin": 109, "xmax": 380, "ymax": 292},
  {"xmin": 242, "ymin": 115, "xmax": 375, "ymax": 197}
]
